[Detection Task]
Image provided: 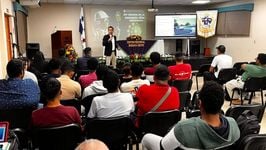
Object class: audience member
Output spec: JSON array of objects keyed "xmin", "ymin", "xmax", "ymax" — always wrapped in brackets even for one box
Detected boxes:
[
  {"xmin": 76, "ymin": 47, "xmax": 91, "ymax": 71},
  {"xmin": 31, "ymin": 78, "xmax": 81, "ymax": 127},
  {"xmin": 87, "ymin": 70, "xmax": 134, "ymax": 118},
  {"xmin": 57, "ymin": 62, "xmax": 81, "ymax": 100},
  {"xmin": 20, "ymin": 57, "xmax": 38, "ymax": 84},
  {"xmin": 144, "ymin": 52, "xmax": 161, "ymax": 75},
  {"xmin": 204, "ymin": 45, "xmax": 232, "ymax": 81},
  {"xmin": 168, "ymin": 52, "xmax": 192, "ymax": 80},
  {"xmin": 142, "ymin": 81, "xmax": 240, "ymax": 150},
  {"xmin": 82, "ymin": 64, "xmax": 108, "ymax": 99},
  {"xmin": 136, "ymin": 65, "xmax": 180, "ymax": 127},
  {"xmin": 121, "ymin": 62, "xmax": 150, "ymax": 93},
  {"xmin": 75, "ymin": 139, "xmax": 109, "ymax": 150},
  {"xmin": 29, "ymin": 51, "xmax": 48, "ymax": 79},
  {"xmin": 58, "ymin": 48, "xmax": 69, "ymax": 66},
  {"xmin": 46, "ymin": 58, "xmax": 62, "ymax": 78},
  {"xmin": 225, "ymin": 53, "xmax": 266, "ymax": 103},
  {"xmin": 0, "ymin": 59, "xmax": 40, "ymax": 109},
  {"xmin": 121, "ymin": 63, "xmax": 132, "ymax": 81},
  {"xmin": 79, "ymin": 57, "xmax": 98, "ymax": 88}
]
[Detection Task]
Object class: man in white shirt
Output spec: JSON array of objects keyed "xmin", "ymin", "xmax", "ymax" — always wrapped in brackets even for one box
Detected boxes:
[
  {"xmin": 204, "ymin": 45, "xmax": 232, "ymax": 81},
  {"xmin": 88, "ymin": 69, "xmax": 134, "ymax": 118}
]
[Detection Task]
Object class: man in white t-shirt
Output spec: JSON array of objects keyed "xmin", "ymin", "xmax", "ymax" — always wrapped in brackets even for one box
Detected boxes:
[
  {"xmin": 204, "ymin": 45, "xmax": 232, "ymax": 81},
  {"xmin": 88, "ymin": 69, "xmax": 134, "ymax": 118}
]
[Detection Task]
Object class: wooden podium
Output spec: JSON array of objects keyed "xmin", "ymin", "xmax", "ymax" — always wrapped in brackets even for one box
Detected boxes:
[{"xmin": 51, "ymin": 30, "xmax": 72, "ymax": 58}]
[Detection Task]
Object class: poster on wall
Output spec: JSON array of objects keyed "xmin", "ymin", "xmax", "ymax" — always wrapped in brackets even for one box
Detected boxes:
[{"xmin": 196, "ymin": 10, "xmax": 218, "ymax": 38}]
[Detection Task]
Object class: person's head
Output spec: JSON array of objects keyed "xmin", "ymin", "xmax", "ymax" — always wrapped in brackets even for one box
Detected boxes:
[
  {"xmin": 19, "ymin": 57, "xmax": 30, "ymax": 70},
  {"xmin": 61, "ymin": 62, "xmax": 75, "ymax": 78},
  {"xmin": 47, "ymin": 59, "xmax": 61, "ymax": 75},
  {"xmin": 83, "ymin": 47, "xmax": 91, "ymax": 57},
  {"xmin": 175, "ymin": 52, "xmax": 184, "ymax": 63},
  {"xmin": 154, "ymin": 65, "xmax": 170, "ymax": 84},
  {"xmin": 43, "ymin": 78, "xmax": 61, "ymax": 102},
  {"xmin": 108, "ymin": 26, "xmax": 114, "ymax": 35},
  {"xmin": 7, "ymin": 59, "xmax": 25, "ymax": 79},
  {"xmin": 103, "ymin": 69, "xmax": 119, "ymax": 93},
  {"xmin": 199, "ymin": 81, "xmax": 224, "ymax": 115},
  {"xmin": 150, "ymin": 52, "xmax": 160, "ymax": 65},
  {"xmin": 96, "ymin": 64, "xmax": 108, "ymax": 80},
  {"xmin": 256, "ymin": 53, "xmax": 266, "ymax": 65},
  {"xmin": 122, "ymin": 63, "xmax": 131, "ymax": 76},
  {"xmin": 75, "ymin": 139, "xmax": 109, "ymax": 150},
  {"xmin": 58, "ymin": 48, "xmax": 66, "ymax": 57},
  {"xmin": 33, "ymin": 51, "xmax": 45, "ymax": 63},
  {"xmin": 216, "ymin": 45, "xmax": 226, "ymax": 54},
  {"xmin": 130, "ymin": 62, "xmax": 143, "ymax": 78},
  {"xmin": 87, "ymin": 57, "xmax": 99, "ymax": 71}
]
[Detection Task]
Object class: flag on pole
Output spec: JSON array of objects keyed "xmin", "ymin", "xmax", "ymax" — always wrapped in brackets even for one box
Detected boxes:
[{"xmin": 79, "ymin": 6, "xmax": 86, "ymax": 49}]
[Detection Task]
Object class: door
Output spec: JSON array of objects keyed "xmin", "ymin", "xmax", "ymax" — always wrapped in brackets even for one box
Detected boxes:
[{"xmin": 4, "ymin": 14, "xmax": 12, "ymax": 60}]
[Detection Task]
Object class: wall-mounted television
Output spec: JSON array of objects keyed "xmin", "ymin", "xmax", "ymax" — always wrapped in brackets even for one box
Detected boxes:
[{"xmin": 155, "ymin": 14, "xmax": 197, "ymax": 38}]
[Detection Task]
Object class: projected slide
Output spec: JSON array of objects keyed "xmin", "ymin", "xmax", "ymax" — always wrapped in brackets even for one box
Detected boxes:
[{"xmin": 155, "ymin": 14, "xmax": 196, "ymax": 37}]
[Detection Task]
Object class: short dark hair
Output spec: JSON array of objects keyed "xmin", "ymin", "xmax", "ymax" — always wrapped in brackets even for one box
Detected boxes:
[
  {"xmin": 58, "ymin": 48, "xmax": 66, "ymax": 56},
  {"xmin": 83, "ymin": 47, "xmax": 91, "ymax": 55},
  {"xmin": 150, "ymin": 52, "xmax": 160, "ymax": 65},
  {"xmin": 216, "ymin": 45, "xmax": 226, "ymax": 53},
  {"xmin": 48, "ymin": 59, "xmax": 61, "ymax": 73},
  {"xmin": 103, "ymin": 70, "xmax": 119, "ymax": 93},
  {"xmin": 257, "ymin": 53, "xmax": 266, "ymax": 65},
  {"xmin": 154, "ymin": 65, "xmax": 169, "ymax": 81},
  {"xmin": 43, "ymin": 78, "xmax": 61, "ymax": 101},
  {"xmin": 175, "ymin": 52, "xmax": 184, "ymax": 62},
  {"xmin": 199, "ymin": 81, "xmax": 224, "ymax": 114},
  {"xmin": 130, "ymin": 62, "xmax": 143, "ymax": 77},
  {"xmin": 96, "ymin": 64, "xmax": 108, "ymax": 80},
  {"xmin": 122, "ymin": 63, "xmax": 131, "ymax": 76},
  {"xmin": 7, "ymin": 59, "xmax": 24, "ymax": 78},
  {"xmin": 108, "ymin": 26, "xmax": 114, "ymax": 30},
  {"xmin": 87, "ymin": 57, "xmax": 99, "ymax": 71},
  {"xmin": 61, "ymin": 62, "xmax": 74, "ymax": 74}
]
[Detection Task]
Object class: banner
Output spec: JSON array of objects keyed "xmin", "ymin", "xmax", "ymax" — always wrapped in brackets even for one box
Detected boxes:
[{"xmin": 197, "ymin": 10, "xmax": 218, "ymax": 38}]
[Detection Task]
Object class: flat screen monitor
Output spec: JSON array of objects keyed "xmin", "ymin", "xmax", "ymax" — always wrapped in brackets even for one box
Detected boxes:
[{"xmin": 155, "ymin": 14, "xmax": 197, "ymax": 38}]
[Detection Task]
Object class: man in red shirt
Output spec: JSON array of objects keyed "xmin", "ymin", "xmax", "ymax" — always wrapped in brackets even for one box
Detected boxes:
[
  {"xmin": 144, "ymin": 52, "xmax": 161, "ymax": 75},
  {"xmin": 79, "ymin": 57, "xmax": 98, "ymax": 88},
  {"xmin": 168, "ymin": 52, "xmax": 192, "ymax": 81},
  {"xmin": 136, "ymin": 65, "xmax": 180, "ymax": 127},
  {"xmin": 31, "ymin": 78, "xmax": 81, "ymax": 128}
]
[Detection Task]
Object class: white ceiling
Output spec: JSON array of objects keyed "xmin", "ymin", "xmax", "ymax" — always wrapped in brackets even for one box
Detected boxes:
[{"xmin": 40, "ymin": 0, "xmax": 233, "ymax": 6}]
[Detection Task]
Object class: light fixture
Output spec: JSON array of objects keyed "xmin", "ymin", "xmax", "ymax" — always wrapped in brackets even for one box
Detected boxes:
[
  {"xmin": 148, "ymin": 0, "xmax": 158, "ymax": 12},
  {"xmin": 192, "ymin": 0, "xmax": 211, "ymax": 4}
]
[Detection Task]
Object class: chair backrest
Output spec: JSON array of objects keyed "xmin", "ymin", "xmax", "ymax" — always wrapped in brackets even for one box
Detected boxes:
[
  {"xmin": 225, "ymin": 105, "xmax": 265, "ymax": 123},
  {"xmin": 233, "ymin": 62, "xmax": 248, "ymax": 75},
  {"xmin": 243, "ymin": 77, "xmax": 265, "ymax": 92},
  {"xmin": 86, "ymin": 116, "xmax": 133, "ymax": 150},
  {"xmin": 218, "ymin": 68, "xmax": 237, "ymax": 84},
  {"xmin": 186, "ymin": 109, "xmax": 201, "ymax": 118},
  {"xmin": 0, "ymin": 108, "xmax": 34, "ymax": 129},
  {"xmin": 197, "ymin": 64, "xmax": 211, "ymax": 75},
  {"xmin": 60, "ymin": 99, "xmax": 81, "ymax": 114},
  {"xmin": 179, "ymin": 92, "xmax": 191, "ymax": 111},
  {"xmin": 140, "ymin": 109, "xmax": 181, "ymax": 136},
  {"xmin": 172, "ymin": 79, "xmax": 192, "ymax": 92},
  {"xmin": 32, "ymin": 123, "xmax": 82, "ymax": 150},
  {"xmin": 81, "ymin": 93, "xmax": 106, "ymax": 115},
  {"xmin": 237, "ymin": 134, "xmax": 266, "ymax": 150}
]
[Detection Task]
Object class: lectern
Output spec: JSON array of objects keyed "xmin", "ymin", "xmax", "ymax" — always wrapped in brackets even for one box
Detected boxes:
[{"xmin": 51, "ymin": 31, "xmax": 72, "ymax": 58}]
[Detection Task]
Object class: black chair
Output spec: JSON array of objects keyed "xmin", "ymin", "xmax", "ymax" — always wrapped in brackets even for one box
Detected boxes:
[
  {"xmin": 172, "ymin": 79, "xmax": 193, "ymax": 92},
  {"xmin": 32, "ymin": 123, "xmax": 83, "ymax": 150},
  {"xmin": 186, "ymin": 109, "xmax": 201, "ymax": 118},
  {"xmin": 140, "ymin": 109, "xmax": 181, "ymax": 136},
  {"xmin": 194, "ymin": 64, "xmax": 211, "ymax": 90},
  {"xmin": 237, "ymin": 134, "xmax": 266, "ymax": 150},
  {"xmin": 233, "ymin": 62, "xmax": 248, "ymax": 76},
  {"xmin": 81, "ymin": 93, "xmax": 106, "ymax": 116},
  {"xmin": 60, "ymin": 99, "xmax": 81, "ymax": 114},
  {"xmin": 230, "ymin": 77, "xmax": 265, "ymax": 105},
  {"xmin": 179, "ymin": 92, "xmax": 191, "ymax": 111},
  {"xmin": 86, "ymin": 116, "xmax": 138, "ymax": 150},
  {"xmin": 217, "ymin": 68, "xmax": 237, "ymax": 85},
  {"xmin": 225, "ymin": 104, "xmax": 265, "ymax": 123}
]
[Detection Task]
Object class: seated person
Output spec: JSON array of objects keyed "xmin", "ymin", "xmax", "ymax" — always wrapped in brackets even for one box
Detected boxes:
[
  {"xmin": 20, "ymin": 57, "xmax": 38, "ymax": 85},
  {"xmin": 136, "ymin": 65, "xmax": 180, "ymax": 127},
  {"xmin": 0, "ymin": 59, "xmax": 40, "ymax": 109},
  {"xmin": 121, "ymin": 63, "xmax": 132, "ymax": 82},
  {"xmin": 82, "ymin": 64, "xmax": 108, "ymax": 99},
  {"xmin": 168, "ymin": 52, "xmax": 192, "ymax": 81},
  {"xmin": 76, "ymin": 47, "xmax": 91, "ymax": 71},
  {"xmin": 79, "ymin": 57, "xmax": 98, "ymax": 89},
  {"xmin": 57, "ymin": 62, "xmax": 81, "ymax": 100},
  {"xmin": 46, "ymin": 58, "xmax": 62, "ymax": 78},
  {"xmin": 31, "ymin": 78, "xmax": 81, "ymax": 127},
  {"xmin": 142, "ymin": 81, "xmax": 240, "ymax": 150},
  {"xmin": 144, "ymin": 52, "xmax": 161, "ymax": 83},
  {"xmin": 76, "ymin": 139, "xmax": 108, "ymax": 150},
  {"xmin": 225, "ymin": 53, "xmax": 266, "ymax": 103},
  {"xmin": 120, "ymin": 62, "xmax": 150, "ymax": 93},
  {"xmin": 87, "ymin": 70, "xmax": 134, "ymax": 118}
]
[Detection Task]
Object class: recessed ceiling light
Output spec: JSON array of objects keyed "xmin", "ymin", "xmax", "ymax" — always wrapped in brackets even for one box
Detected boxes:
[{"xmin": 192, "ymin": 0, "xmax": 211, "ymax": 4}]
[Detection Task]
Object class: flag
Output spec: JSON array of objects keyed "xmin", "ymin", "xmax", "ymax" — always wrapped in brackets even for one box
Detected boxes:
[
  {"xmin": 79, "ymin": 6, "xmax": 86, "ymax": 49},
  {"xmin": 197, "ymin": 10, "xmax": 218, "ymax": 38}
]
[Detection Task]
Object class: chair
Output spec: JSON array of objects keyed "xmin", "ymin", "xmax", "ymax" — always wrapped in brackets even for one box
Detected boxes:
[
  {"xmin": 194, "ymin": 64, "xmax": 211, "ymax": 90},
  {"xmin": 233, "ymin": 62, "xmax": 248, "ymax": 76},
  {"xmin": 60, "ymin": 99, "xmax": 81, "ymax": 114},
  {"xmin": 230, "ymin": 77, "xmax": 265, "ymax": 105},
  {"xmin": 186, "ymin": 109, "xmax": 201, "ymax": 118},
  {"xmin": 139, "ymin": 109, "xmax": 181, "ymax": 136},
  {"xmin": 179, "ymin": 92, "xmax": 191, "ymax": 111},
  {"xmin": 172, "ymin": 79, "xmax": 193, "ymax": 92},
  {"xmin": 86, "ymin": 116, "xmax": 138, "ymax": 150},
  {"xmin": 237, "ymin": 134, "xmax": 266, "ymax": 150},
  {"xmin": 81, "ymin": 93, "xmax": 106, "ymax": 116},
  {"xmin": 32, "ymin": 123, "xmax": 83, "ymax": 150},
  {"xmin": 217, "ymin": 68, "xmax": 237, "ymax": 85},
  {"xmin": 225, "ymin": 104, "xmax": 265, "ymax": 123}
]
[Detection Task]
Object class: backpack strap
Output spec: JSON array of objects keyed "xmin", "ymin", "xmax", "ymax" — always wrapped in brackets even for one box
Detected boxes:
[{"xmin": 150, "ymin": 87, "xmax": 172, "ymax": 112}]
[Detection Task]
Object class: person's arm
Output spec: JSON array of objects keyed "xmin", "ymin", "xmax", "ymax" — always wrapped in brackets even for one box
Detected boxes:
[
  {"xmin": 209, "ymin": 66, "xmax": 215, "ymax": 73},
  {"xmin": 75, "ymin": 82, "xmax": 82, "ymax": 99},
  {"xmin": 209, "ymin": 57, "xmax": 217, "ymax": 73},
  {"xmin": 102, "ymin": 35, "xmax": 111, "ymax": 47},
  {"xmin": 87, "ymin": 99, "xmax": 97, "ymax": 118},
  {"xmin": 161, "ymin": 128, "xmax": 181, "ymax": 149},
  {"xmin": 241, "ymin": 64, "xmax": 247, "ymax": 71}
]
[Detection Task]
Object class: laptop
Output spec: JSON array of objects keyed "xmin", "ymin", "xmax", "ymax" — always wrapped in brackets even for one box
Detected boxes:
[{"xmin": 0, "ymin": 122, "xmax": 10, "ymax": 150}]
